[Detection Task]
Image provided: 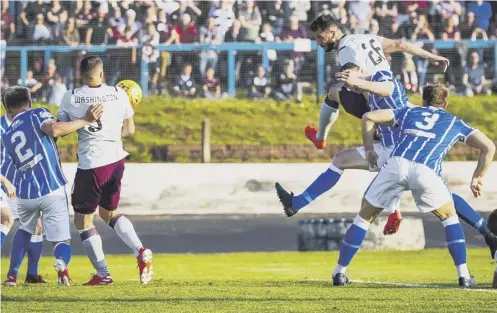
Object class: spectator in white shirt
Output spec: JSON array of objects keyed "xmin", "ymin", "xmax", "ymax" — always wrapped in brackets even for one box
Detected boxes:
[
  {"xmin": 30, "ymin": 14, "xmax": 52, "ymax": 42},
  {"xmin": 48, "ymin": 74, "xmax": 67, "ymax": 107}
]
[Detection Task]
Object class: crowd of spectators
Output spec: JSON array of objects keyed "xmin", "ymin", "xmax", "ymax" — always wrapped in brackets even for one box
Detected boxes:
[{"xmin": 2, "ymin": 0, "xmax": 497, "ymax": 103}]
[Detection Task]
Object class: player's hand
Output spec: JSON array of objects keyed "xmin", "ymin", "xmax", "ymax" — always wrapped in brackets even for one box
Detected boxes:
[
  {"xmin": 335, "ymin": 70, "xmax": 360, "ymax": 87},
  {"xmin": 2, "ymin": 179, "xmax": 16, "ymax": 199},
  {"xmin": 84, "ymin": 104, "xmax": 104, "ymax": 123},
  {"xmin": 470, "ymin": 176, "xmax": 483, "ymax": 198},
  {"xmin": 365, "ymin": 149, "xmax": 378, "ymax": 169},
  {"xmin": 430, "ymin": 55, "xmax": 450, "ymax": 72}
]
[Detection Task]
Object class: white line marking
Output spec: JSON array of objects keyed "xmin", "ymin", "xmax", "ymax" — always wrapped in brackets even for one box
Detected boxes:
[{"xmin": 350, "ymin": 279, "xmax": 497, "ymax": 293}]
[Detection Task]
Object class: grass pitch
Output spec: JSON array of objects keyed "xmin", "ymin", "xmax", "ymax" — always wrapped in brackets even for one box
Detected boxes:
[{"xmin": 2, "ymin": 249, "xmax": 496, "ymax": 313}]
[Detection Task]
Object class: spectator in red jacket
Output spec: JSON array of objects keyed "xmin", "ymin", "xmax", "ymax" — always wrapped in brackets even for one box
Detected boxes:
[{"xmin": 175, "ymin": 13, "xmax": 198, "ymax": 43}]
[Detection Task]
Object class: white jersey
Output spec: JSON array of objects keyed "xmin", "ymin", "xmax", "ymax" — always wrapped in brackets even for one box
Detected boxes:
[
  {"xmin": 58, "ymin": 84, "xmax": 134, "ymax": 169},
  {"xmin": 338, "ymin": 34, "xmax": 390, "ymax": 75}
]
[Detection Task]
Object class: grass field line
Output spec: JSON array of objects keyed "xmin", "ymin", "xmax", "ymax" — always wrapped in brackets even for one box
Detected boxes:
[{"xmin": 350, "ymin": 279, "xmax": 497, "ymax": 293}]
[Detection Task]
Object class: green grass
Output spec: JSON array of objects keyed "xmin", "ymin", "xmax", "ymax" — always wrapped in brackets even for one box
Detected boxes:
[{"xmin": 2, "ymin": 249, "xmax": 496, "ymax": 312}]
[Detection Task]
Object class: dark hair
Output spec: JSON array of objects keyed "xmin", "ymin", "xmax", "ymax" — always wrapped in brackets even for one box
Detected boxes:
[
  {"xmin": 309, "ymin": 14, "xmax": 339, "ymax": 32},
  {"xmin": 488, "ymin": 209, "xmax": 497, "ymax": 236},
  {"xmin": 80, "ymin": 56, "xmax": 103, "ymax": 77},
  {"xmin": 2, "ymin": 86, "xmax": 32, "ymax": 110},
  {"xmin": 422, "ymin": 84, "xmax": 449, "ymax": 108},
  {"xmin": 340, "ymin": 62, "xmax": 360, "ymax": 71}
]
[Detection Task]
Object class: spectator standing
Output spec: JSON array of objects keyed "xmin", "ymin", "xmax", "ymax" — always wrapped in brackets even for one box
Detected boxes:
[
  {"xmin": 199, "ymin": 17, "xmax": 222, "ymax": 77},
  {"xmin": 48, "ymin": 75, "xmax": 67, "ymax": 107},
  {"xmin": 238, "ymin": 0, "xmax": 262, "ymax": 42},
  {"xmin": 265, "ymin": 0, "xmax": 285, "ymax": 37},
  {"xmin": 124, "ymin": 9, "xmax": 142, "ymax": 36},
  {"xmin": 141, "ymin": 23, "xmax": 161, "ymax": 94},
  {"xmin": 116, "ymin": 26, "xmax": 139, "ymax": 80},
  {"xmin": 467, "ymin": 0, "xmax": 492, "ymax": 31},
  {"xmin": 463, "ymin": 52, "xmax": 491, "ymax": 96},
  {"xmin": 442, "ymin": 15, "xmax": 461, "ymax": 40},
  {"xmin": 29, "ymin": 14, "xmax": 52, "ymax": 43},
  {"xmin": 109, "ymin": 6, "xmax": 125, "ymax": 42},
  {"xmin": 86, "ymin": 7, "xmax": 113, "ymax": 45},
  {"xmin": 210, "ymin": 0, "xmax": 235, "ymax": 39},
  {"xmin": 175, "ymin": 13, "xmax": 198, "ymax": 43},
  {"xmin": 411, "ymin": 15, "xmax": 435, "ymax": 88},
  {"xmin": 374, "ymin": 0, "xmax": 398, "ymax": 36},
  {"xmin": 461, "ymin": 12, "xmax": 477, "ymax": 39},
  {"xmin": 281, "ymin": 15, "xmax": 307, "ymax": 73},
  {"xmin": 75, "ymin": 0, "xmax": 94, "ymax": 42},
  {"xmin": 58, "ymin": 17, "xmax": 80, "ymax": 89},
  {"xmin": 173, "ymin": 64, "xmax": 197, "ymax": 98},
  {"xmin": 288, "ymin": 0, "xmax": 311, "ymax": 25},
  {"xmin": 274, "ymin": 60, "xmax": 302, "ymax": 104},
  {"xmin": 249, "ymin": 65, "xmax": 271, "ymax": 99},
  {"xmin": 399, "ymin": 56, "xmax": 418, "ymax": 93},
  {"xmin": 260, "ymin": 23, "xmax": 277, "ymax": 63},
  {"xmin": 203, "ymin": 67, "xmax": 227, "ymax": 99},
  {"xmin": 1, "ymin": 0, "xmax": 15, "ymax": 43},
  {"xmin": 349, "ymin": 0, "xmax": 373, "ymax": 34},
  {"xmin": 155, "ymin": 9, "xmax": 177, "ymax": 92},
  {"xmin": 20, "ymin": 0, "xmax": 49, "ymax": 29},
  {"xmin": 46, "ymin": 0, "xmax": 68, "ymax": 39},
  {"xmin": 31, "ymin": 61, "xmax": 59, "ymax": 101},
  {"xmin": 170, "ymin": 0, "xmax": 202, "ymax": 25}
]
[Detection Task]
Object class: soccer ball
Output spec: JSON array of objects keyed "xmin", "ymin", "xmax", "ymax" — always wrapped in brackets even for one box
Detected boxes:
[{"xmin": 117, "ymin": 80, "xmax": 142, "ymax": 108}]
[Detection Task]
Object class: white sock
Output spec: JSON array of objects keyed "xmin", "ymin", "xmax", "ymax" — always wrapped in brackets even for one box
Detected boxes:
[
  {"xmin": 79, "ymin": 228, "xmax": 109, "ymax": 277},
  {"xmin": 0, "ymin": 224, "xmax": 10, "ymax": 236},
  {"xmin": 456, "ymin": 264, "xmax": 470, "ymax": 279},
  {"xmin": 316, "ymin": 102, "xmax": 339, "ymax": 140},
  {"xmin": 30, "ymin": 235, "xmax": 43, "ymax": 243},
  {"xmin": 333, "ymin": 264, "xmax": 347, "ymax": 277},
  {"xmin": 110, "ymin": 216, "xmax": 143, "ymax": 257}
]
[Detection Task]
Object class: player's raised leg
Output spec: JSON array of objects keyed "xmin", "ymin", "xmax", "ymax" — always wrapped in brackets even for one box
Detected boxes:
[{"xmin": 276, "ymin": 148, "xmax": 368, "ymax": 217}]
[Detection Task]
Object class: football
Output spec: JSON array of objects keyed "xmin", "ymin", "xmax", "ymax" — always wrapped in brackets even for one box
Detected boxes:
[{"xmin": 116, "ymin": 80, "xmax": 142, "ymax": 108}]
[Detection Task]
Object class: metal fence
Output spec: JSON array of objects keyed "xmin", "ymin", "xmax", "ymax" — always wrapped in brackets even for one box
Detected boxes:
[{"xmin": 3, "ymin": 39, "xmax": 497, "ymax": 100}]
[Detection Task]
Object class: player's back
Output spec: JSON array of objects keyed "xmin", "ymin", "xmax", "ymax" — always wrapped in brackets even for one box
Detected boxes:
[
  {"xmin": 338, "ymin": 34, "xmax": 390, "ymax": 75},
  {"xmin": 369, "ymin": 70, "xmax": 409, "ymax": 147},
  {"xmin": 0, "ymin": 115, "xmax": 18, "ymax": 193},
  {"xmin": 392, "ymin": 106, "xmax": 475, "ymax": 175},
  {"xmin": 58, "ymin": 84, "xmax": 134, "ymax": 169},
  {"xmin": 1, "ymin": 108, "xmax": 67, "ymax": 199}
]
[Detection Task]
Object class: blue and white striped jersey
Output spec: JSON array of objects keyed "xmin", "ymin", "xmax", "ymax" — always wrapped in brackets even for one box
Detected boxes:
[
  {"xmin": 391, "ymin": 106, "xmax": 476, "ymax": 176},
  {"xmin": 0, "ymin": 116, "xmax": 17, "ymax": 193},
  {"xmin": 369, "ymin": 70, "xmax": 409, "ymax": 147},
  {"xmin": 1, "ymin": 108, "xmax": 67, "ymax": 199}
]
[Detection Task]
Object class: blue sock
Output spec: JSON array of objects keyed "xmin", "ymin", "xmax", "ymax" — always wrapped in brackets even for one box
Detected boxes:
[
  {"xmin": 8, "ymin": 228, "xmax": 31, "ymax": 277},
  {"xmin": 53, "ymin": 242, "xmax": 72, "ymax": 266},
  {"xmin": 0, "ymin": 225, "xmax": 9, "ymax": 248},
  {"xmin": 443, "ymin": 217, "xmax": 467, "ymax": 266},
  {"xmin": 453, "ymin": 193, "xmax": 490, "ymax": 236},
  {"xmin": 27, "ymin": 236, "xmax": 43, "ymax": 276},
  {"xmin": 292, "ymin": 165, "xmax": 343, "ymax": 210},
  {"xmin": 335, "ymin": 216, "xmax": 370, "ymax": 274}
]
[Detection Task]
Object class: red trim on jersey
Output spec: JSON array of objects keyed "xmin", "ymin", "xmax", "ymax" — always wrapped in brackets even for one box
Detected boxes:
[{"xmin": 88, "ymin": 84, "xmax": 102, "ymax": 88}]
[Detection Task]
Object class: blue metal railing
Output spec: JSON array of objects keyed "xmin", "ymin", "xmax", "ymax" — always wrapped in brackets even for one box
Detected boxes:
[{"xmin": 5, "ymin": 39, "xmax": 497, "ymax": 97}]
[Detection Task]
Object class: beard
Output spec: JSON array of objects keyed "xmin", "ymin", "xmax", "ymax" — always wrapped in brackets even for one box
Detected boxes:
[{"xmin": 322, "ymin": 42, "xmax": 335, "ymax": 52}]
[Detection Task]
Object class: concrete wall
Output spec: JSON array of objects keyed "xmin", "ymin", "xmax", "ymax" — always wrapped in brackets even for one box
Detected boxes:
[{"xmin": 61, "ymin": 162, "xmax": 497, "ymax": 215}]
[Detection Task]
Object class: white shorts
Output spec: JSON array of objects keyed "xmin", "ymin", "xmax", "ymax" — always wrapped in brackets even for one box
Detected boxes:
[
  {"xmin": 356, "ymin": 143, "xmax": 394, "ymax": 172},
  {"xmin": 364, "ymin": 156, "xmax": 452, "ymax": 213},
  {"xmin": 17, "ymin": 187, "xmax": 71, "ymax": 242},
  {"xmin": 0, "ymin": 190, "xmax": 19, "ymax": 219}
]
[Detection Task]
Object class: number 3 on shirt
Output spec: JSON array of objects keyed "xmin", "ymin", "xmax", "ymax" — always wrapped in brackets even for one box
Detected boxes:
[
  {"xmin": 11, "ymin": 131, "xmax": 34, "ymax": 162},
  {"xmin": 415, "ymin": 112, "xmax": 440, "ymax": 130}
]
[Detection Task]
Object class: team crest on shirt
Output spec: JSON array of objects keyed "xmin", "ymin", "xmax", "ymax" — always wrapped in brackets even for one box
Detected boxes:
[{"xmin": 39, "ymin": 111, "xmax": 52, "ymax": 119}]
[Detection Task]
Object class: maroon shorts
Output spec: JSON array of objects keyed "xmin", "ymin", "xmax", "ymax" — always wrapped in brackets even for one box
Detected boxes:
[{"xmin": 72, "ymin": 158, "xmax": 126, "ymax": 214}]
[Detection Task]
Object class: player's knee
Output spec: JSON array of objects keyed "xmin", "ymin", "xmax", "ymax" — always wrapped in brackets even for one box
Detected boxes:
[
  {"xmin": 359, "ymin": 198, "xmax": 382, "ymax": 223},
  {"xmin": 98, "ymin": 206, "xmax": 118, "ymax": 223},
  {"xmin": 432, "ymin": 200, "xmax": 457, "ymax": 221},
  {"xmin": 0, "ymin": 207, "xmax": 14, "ymax": 229},
  {"xmin": 73, "ymin": 212, "xmax": 94, "ymax": 230},
  {"xmin": 332, "ymin": 151, "xmax": 347, "ymax": 169}
]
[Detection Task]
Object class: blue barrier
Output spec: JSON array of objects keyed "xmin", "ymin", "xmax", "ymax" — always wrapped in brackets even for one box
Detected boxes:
[{"xmin": 5, "ymin": 40, "xmax": 497, "ymax": 97}]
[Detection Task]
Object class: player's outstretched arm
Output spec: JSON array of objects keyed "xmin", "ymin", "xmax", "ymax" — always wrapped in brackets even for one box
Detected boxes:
[
  {"xmin": 121, "ymin": 118, "xmax": 135, "ymax": 137},
  {"xmin": 336, "ymin": 71, "xmax": 394, "ymax": 97},
  {"xmin": 0, "ymin": 174, "xmax": 15, "ymax": 199},
  {"xmin": 465, "ymin": 130, "xmax": 496, "ymax": 198},
  {"xmin": 42, "ymin": 104, "xmax": 103, "ymax": 138},
  {"xmin": 381, "ymin": 37, "xmax": 449, "ymax": 72},
  {"xmin": 361, "ymin": 110, "xmax": 395, "ymax": 167}
]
